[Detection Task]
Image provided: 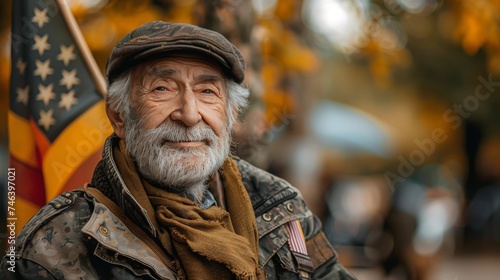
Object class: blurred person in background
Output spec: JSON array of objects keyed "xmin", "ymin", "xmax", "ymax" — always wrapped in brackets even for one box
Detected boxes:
[
  {"xmin": 465, "ymin": 133, "xmax": 500, "ymax": 242},
  {"xmin": 382, "ymin": 164, "xmax": 462, "ymax": 280},
  {"xmin": 1, "ymin": 21, "xmax": 355, "ymax": 280}
]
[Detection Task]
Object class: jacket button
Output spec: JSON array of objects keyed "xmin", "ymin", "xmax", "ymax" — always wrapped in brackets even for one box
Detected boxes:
[
  {"xmin": 99, "ymin": 226, "xmax": 110, "ymax": 237},
  {"xmin": 65, "ymin": 199, "xmax": 72, "ymax": 204},
  {"xmin": 262, "ymin": 213, "xmax": 272, "ymax": 222},
  {"xmin": 53, "ymin": 203, "xmax": 62, "ymax": 209},
  {"xmin": 63, "ymin": 192, "xmax": 71, "ymax": 198},
  {"xmin": 286, "ymin": 203, "xmax": 294, "ymax": 212}
]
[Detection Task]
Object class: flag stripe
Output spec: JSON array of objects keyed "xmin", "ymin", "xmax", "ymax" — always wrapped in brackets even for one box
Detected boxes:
[
  {"xmin": 43, "ymin": 101, "xmax": 112, "ymax": 200},
  {"xmin": 8, "ymin": 112, "xmax": 39, "ymax": 168},
  {"xmin": 30, "ymin": 118, "xmax": 51, "ymax": 158},
  {"xmin": 60, "ymin": 149, "xmax": 103, "ymax": 194},
  {"xmin": 9, "ymin": 155, "xmax": 45, "ymax": 207}
]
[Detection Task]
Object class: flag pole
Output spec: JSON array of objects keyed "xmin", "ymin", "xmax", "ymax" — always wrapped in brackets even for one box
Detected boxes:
[{"xmin": 55, "ymin": 0, "xmax": 107, "ymax": 97}]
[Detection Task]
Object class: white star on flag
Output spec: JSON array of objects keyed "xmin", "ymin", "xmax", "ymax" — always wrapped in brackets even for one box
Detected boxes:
[
  {"xmin": 58, "ymin": 90, "xmax": 78, "ymax": 111},
  {"xmin": 37, "ymin": 83, "xmax": 56, "ymax": 105},
  {"xmin": 16, "ymin": 85, "xmax": 30, "ymax": 106},
  {"xmin": 32, "ymin": 8, "xmax": 49, "ymax": 28},
  {"xmin": 34, "ymin": 59, "xmax": 54, "ymax": 80},
  {"xmin": 57, "ymin": 44, "xmax": 76, "ymax": 66},
  {"xmin": 60, "ymin": 69, "xmax": 80, "ymax": 89},
  {"xmin": 32, "ymin": 34, "xmax": 51, "ymax": 55},
  {"xmin": 16, "ymin": 58, "xmax": 26, "ymax": 74},
  {"xmin": 38, "ymin": 109, "xmax": 56, "ymax": 131}
]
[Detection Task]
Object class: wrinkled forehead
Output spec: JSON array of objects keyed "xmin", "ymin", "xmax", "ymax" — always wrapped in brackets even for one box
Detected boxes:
[{"xmin": 130, "ymin": 52, "xmax": 229, "ymax": 85}]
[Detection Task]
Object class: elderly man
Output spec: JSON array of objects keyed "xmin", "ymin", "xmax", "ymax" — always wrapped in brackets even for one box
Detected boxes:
[{"xmin": 1, "ymin": 22, "xmax": 355, "ymax": 280}]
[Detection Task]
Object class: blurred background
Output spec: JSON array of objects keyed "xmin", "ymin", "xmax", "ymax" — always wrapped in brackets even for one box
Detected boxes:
[{"xmin": 1, "ymin": 0, "xmax": 500, "ymax": 279}]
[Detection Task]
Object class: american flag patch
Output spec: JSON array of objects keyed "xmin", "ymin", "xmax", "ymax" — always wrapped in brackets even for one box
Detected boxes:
[
  {"xmin": 285, "ymin": 220, "xmax": 314, "ymax": 278},
  {"xmin": 286, "ymin": 220, "xmax": 308, "ymax": 254}
]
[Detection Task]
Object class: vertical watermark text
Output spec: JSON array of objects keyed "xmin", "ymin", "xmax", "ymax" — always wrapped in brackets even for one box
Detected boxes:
[{"xmin": 6, "ymin": 168, "xmax": 17, "ymax": 272}]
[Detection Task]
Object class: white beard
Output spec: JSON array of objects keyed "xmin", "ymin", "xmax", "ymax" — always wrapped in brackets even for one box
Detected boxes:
[{"xmin": 124, "ymin": 111, "xmax": 230, "ymax": 199}]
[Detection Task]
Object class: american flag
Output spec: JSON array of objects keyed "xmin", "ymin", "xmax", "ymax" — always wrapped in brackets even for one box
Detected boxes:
[{"xmin": 10, "ymin": 0, "xmax": 112, "ymax": 231}]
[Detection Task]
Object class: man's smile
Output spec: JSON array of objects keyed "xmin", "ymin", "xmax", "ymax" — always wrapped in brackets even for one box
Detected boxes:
[{"xmin": 165, "ymin": 140, "xmax": 207, "ymax": 148}]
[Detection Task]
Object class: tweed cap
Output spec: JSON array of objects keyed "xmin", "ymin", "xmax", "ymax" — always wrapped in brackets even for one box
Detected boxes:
[{"xmin": 106, "ymin": 21, "xmax": 246, "ymax": 84}]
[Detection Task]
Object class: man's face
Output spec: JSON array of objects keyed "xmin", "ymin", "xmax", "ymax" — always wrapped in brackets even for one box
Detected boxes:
[
  {"xmin": 130, "ymin": 55, "xmax": 228, "ymax": 139},
  {"xmin": 121, "ymin": 55, "xmax": 231, "ymax": 195}
]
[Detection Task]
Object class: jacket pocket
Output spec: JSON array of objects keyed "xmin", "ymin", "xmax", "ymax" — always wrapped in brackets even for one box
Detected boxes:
[{"xmin": 259, "ymin": 224, "xmax": 303, "ymax": 279}]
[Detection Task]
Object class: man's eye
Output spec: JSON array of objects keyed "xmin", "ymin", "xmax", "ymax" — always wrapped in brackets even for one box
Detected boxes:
[
  {"xmin": 201, "ymin": 89, "xmax": 215, "ymax": 94},
  {"xmin": 155, "ymin": 86, "xmax": 167, "ymax": 91}
]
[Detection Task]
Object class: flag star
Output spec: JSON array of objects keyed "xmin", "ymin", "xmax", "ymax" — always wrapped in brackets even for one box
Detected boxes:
[
  {"xmin": 37, "ymin": 83, "xmax": 55, "ymax": 105},
  {"xmin": 58, "ymin": 90, "xmax": 78, "ymax": 111},
  {"xmin": 60, "ymin": 69, "xmax": 80, "ymax": 89},
  {"xmin": 34, "ymin": 59, "xmax": 53, "ymax": 80},
  {"xmin": 32, "ymin": 8, "xmax": 49, "ymax": 28},
  {"xmin": 57, "ymin": 44, "xmax": 76, "ymax": 66},
  {"xmin": 32, "ymin": 34, "xmax": 51, "ymax": 55},
  {"xmin": 38, "ymin": 109, "xmax": 56, "ymax": 131},
  {"xmin": 16, "ymin": 58, "xmax": 27, "ymax": 74},
  {"xmin": 16, "ymin": 85, "xmax": 30, "ymax": 106}
]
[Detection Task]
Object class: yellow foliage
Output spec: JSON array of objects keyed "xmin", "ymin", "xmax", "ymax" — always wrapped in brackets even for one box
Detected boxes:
[
  {"xmin": 454, "ymin": 0, "xmax": 500, "ymax": 54},
  {"xmin": 262, "ymin": 89, "xmax": 295, "ymax": 126},
  {"xmin": 275, "ymin": 0, "xmax": 302, "ymax": 22},
  {"xmin": 259, "ymin": 19, "xmax": 318, "ymax": 72},
  {"xmin": 285, "ymin": 47, "xmax": 316, "ymax": 71},
  {"xmin": 80, "ymin": 16, "xmax": 117, "ymax": 51},
  {"xmin": 456, "ymin": 14, "xmax": 486, "ymax": 55},
  {"xmin": 453, "ymin": 0, "xmax": 500, "ymax": 73},
  {"xmin": 261, "ymin": 60, "xmax": 283, "ymax": 88},
  {"xmin": 280, "ymin": 35, "xmax": 318, "ymax": 72},
  {"xmin": 361, "ymin": 38, "xmax": 411, "ymax": 89},
  {"xmin": 167, "ymin": 5, "xmax": 194, "ymax": 23},
  {"xmin": 74, "ymin": 0, "xmax": 193, "ymax": 56},
  {"xmin": 69, "ymin": 4, "xmax": 89, "ymax": 19},
  {"xmin": 257, "ymin": 10, "xmax": 319, "ymax": 125}
]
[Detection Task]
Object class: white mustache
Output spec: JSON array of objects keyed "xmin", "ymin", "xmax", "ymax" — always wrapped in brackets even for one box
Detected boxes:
[{"xmin": 146, "ymin": 121, "xmax": 217, "ymax": 144}]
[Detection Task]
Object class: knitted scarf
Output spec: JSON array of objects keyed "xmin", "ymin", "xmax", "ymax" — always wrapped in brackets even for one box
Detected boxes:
[{"xmin": 113, "ymin": 140, "xmax": 259, "ymax": 279}]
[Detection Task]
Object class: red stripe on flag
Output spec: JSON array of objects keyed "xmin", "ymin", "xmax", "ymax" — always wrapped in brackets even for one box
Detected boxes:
[
  {"xmin": 59, "ymin": 148, "xmax": 103, "ymax": 195},
  {"xmin": 10, "ymin": 155, "xmax": 46, "ymax": 207},
  {"xmin": 30, "ymin": 117, "xmax": 50, "ymax": 159}
]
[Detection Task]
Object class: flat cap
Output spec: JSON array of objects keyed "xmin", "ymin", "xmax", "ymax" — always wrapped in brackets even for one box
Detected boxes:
[{"xmin": 106, "ymin": 21, "xmax": 246, "ymax": 84}]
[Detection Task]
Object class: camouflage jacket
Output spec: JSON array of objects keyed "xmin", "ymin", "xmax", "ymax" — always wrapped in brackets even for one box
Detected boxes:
[{"xmin": 1, "ymin": 136, "xmax": 355, "ymax": 280}]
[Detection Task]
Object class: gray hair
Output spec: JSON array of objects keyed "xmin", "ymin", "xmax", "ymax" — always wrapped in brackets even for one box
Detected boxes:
[{"xmin": 107, "ymin": 70, "xmax": 249, "ymax": 127}]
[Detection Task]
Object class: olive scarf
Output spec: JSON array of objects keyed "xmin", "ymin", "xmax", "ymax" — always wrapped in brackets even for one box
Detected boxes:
[{"xmin": 113, "ymin": 140, "xmax": 259, "ymax": 279}]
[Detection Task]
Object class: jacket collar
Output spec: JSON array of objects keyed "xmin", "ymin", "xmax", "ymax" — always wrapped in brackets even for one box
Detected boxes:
[{"xmin": 92, "ymin": 134, "xmax": 158, "ymax": 237}]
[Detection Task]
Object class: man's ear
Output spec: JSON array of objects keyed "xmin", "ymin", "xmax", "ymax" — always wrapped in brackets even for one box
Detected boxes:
[{"xmin": 105, "ymin": 98, "xmax": 126, "ymax": 139}]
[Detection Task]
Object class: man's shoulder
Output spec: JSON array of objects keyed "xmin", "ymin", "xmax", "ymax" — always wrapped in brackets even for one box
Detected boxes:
[
  {"xmin": 234, "ymin": 157, "xmax": 297, "ymax": 196},
  {"xmin": 14, "ymin": 190, "xmax": 93, "ymax": 258},
  {"xmin": 233, "ymin": 157, "xmax": 308, "ymax": 216}
]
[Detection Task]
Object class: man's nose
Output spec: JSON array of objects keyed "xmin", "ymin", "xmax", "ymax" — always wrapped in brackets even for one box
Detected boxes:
[{"xmin": 170, "ymin": 89, "xmax": 202, "ymax": 126}]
